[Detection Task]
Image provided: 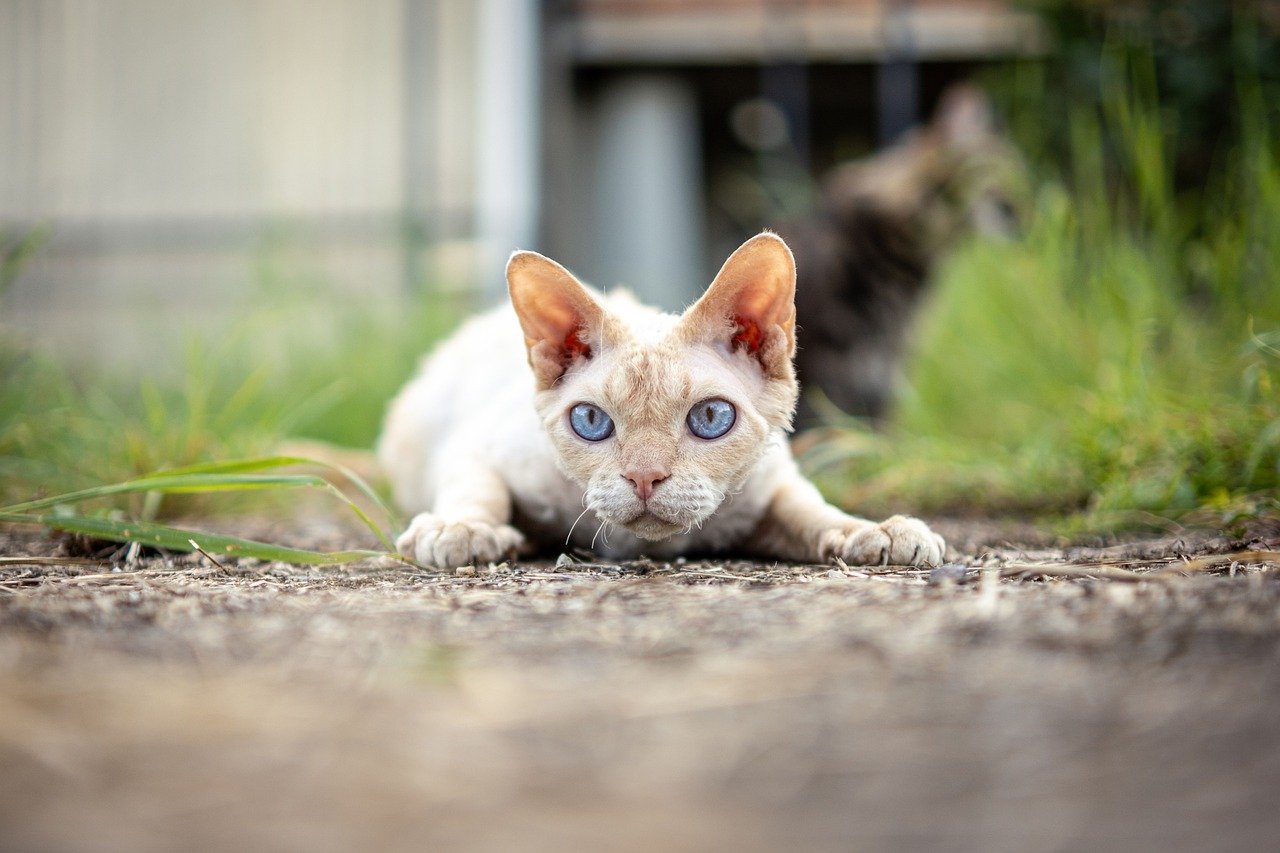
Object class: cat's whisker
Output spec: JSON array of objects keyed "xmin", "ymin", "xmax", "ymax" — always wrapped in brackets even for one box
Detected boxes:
[
  {"xmin": 591, "ymin": 519, "xmax": 607, "ymax": 551},
  {"xmin": 565, "ymin": 506, "xmax": 592, "ymax": 545}
]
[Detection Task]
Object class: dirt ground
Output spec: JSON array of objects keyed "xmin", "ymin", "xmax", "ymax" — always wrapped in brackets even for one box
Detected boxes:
[{"xmin": 2, "ymin": 516, "xmax": 1279, "ymax": 853}]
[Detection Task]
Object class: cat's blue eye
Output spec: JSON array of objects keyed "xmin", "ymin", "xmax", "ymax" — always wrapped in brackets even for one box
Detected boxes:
[
  {"xmin": 687, "ymin": 398, "xmax": 736, "ymax": 440},
  {"xmin": 569, "ymin": 402, "xmax": 614, "ymax": 441}
]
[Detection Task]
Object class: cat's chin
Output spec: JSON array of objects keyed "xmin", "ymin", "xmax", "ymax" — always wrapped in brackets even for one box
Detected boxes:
[{"xmin": 623, "ymin": 511, "xmax": 685, "ymax": 541}]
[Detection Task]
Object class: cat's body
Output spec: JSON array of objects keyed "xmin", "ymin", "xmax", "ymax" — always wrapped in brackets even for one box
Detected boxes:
[
  {"xmin": 785, "ymin": 85, "xmax": 1025, "ymax": 426},
  {"xmin": 379, "ymin": 233, "xmax": 944, "ymax": 569},
  {"xmin": 380, "ymin": 298, "xmax": 788, "ymax": 560}
]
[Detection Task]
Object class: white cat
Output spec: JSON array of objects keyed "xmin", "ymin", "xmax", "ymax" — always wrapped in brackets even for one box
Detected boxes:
[{"xmin": 378, "ymin": 232, "xmax": 945, "ymax": 569}]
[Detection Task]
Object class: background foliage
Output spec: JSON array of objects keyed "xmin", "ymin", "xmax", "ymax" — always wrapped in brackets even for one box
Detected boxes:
[
  {"xmin": 2, "ymin": 2, "xmax": 1277, "ymax": 533},
  {"xmin": 810, "ymin": 2, "xmax": 1280, "ymax": 528}
]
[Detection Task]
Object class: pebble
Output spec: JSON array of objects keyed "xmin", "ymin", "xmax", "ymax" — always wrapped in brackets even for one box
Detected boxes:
[{"xmin": 928, "ymin": 564, "xmax": 969, "ymax": 585}]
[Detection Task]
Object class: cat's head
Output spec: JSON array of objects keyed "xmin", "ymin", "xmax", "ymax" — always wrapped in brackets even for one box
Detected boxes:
[
  {"xmin": 824, "ymin": 83, "xmax": 1028, "ymax": 256},
  {"xmin": 507, "ymin": 233, "xmax": 798, "ymax": 541}
]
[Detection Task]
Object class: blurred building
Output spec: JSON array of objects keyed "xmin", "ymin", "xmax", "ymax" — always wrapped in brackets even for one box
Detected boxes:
[
  {"xmin": 542, "ymin": 0, "xmax": 1044, "ymax": 308},
  {"xmin": 1, "ymin": 0, "xmax": 521, "ymax": 367},
  {"xmin": 0, "ymin": 0, "xmax": 1041, "ymax": 367}
]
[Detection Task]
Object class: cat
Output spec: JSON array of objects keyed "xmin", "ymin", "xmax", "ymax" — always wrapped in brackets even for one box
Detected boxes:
[
  {"xmin": 377, "ymin": 232, "xmax": 945, "ymax": 570},
  {"xmin": 784, "ymin": 84, "xmax": 1025, "ymax": 427}
]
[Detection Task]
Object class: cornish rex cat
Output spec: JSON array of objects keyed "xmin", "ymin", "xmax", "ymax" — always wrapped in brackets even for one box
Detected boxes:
[{"xmin": 378, "ymin": 233, "xmax": 945, "ymax": 570}]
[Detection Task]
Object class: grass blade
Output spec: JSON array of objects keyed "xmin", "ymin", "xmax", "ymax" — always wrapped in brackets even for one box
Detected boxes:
[
  {"xmin": 0, "ymin": 455, "xmax": 406, "ymax": 562},
  {"xmin": 0, "ymin": 511, "xmax": 393, "ymax": 566},
  {"xmin": 0, "ymin": 455, "xmax": 402, "ymax": 552},
  {"xmin": 134, "ymin": 455, "xmax": 403, "ymax": 535},
  {"xmin": 0, "ymin": 473, "xmax": 331, "ymax": 515}
]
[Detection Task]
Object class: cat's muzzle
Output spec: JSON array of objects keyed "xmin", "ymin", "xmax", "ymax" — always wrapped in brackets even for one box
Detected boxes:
[
  {"xmin": 623, "ymin": 508, "xmax": 686, "ymax": 540},
  {"xmin": 589, "ymin": 479, "xmax": 717, "ymax": 541}
]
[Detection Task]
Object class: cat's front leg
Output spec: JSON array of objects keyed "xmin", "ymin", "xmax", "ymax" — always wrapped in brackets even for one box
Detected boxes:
[
  {"xmin": 396, "ymin": 465, "xmax": 525, "ymax": 570},
  {"xmin": 747, "ymin": 463, "xmax": 946, "ymax": 566}
]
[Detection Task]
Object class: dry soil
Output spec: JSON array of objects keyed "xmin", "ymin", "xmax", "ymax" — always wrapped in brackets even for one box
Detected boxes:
[{"xmin": 2, "ymin": 517, "xmax": 1279, "ymax": 852}]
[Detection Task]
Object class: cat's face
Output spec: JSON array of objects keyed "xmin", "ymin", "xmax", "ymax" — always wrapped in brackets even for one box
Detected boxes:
[
  {"xmin": 537, "ymin": 336, "xmax": 779, "ymax": 540},
  {"xmin": 508, "ymin": 234, "xmax": 798, "ymax": 540},
  {"xmin": 825, "ymin": 83, "xmax": 1028, "ymax": 255}
]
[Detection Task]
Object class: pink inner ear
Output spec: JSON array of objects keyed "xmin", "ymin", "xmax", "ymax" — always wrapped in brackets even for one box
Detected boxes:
[
  {"xmin": 731, "ymin": 314, "xmax": 763, "ymax": 353},
  {"xmin": 564, "ymin": 328, "xmax": 592, "ymax": 360}
]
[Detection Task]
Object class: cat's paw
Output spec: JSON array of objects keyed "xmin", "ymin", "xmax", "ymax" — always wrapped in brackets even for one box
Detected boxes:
[
  {"xmin": 396, "ymin": 513, "xmax": 525, "ymax": 570},
  {"xmin": 823, "ymin": 515, "xmax": 946, "ymax": 567}
]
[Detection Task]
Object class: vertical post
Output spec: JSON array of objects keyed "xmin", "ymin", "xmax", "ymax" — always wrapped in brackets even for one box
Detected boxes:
[
  {"xmin": 536, "ymin": 0, "xmax": 579, "ymax": 266},
  {"xmin": 474, "ymin": 0, "xmax": 541, "ymax": 302},
  {"xmin": 401, "ymin": 0, "xmax": 434, "ymax": 295},
  {"xmin": 588, "ymin": 74, "xmax": 704, "ymax": 310},
  {"xmin": 877, "ymin": 0, "xmax": 919, "ymax": 146},
  {"xmin": 760, "ymin": 1, "xmax": 811, "ymax": 216}
]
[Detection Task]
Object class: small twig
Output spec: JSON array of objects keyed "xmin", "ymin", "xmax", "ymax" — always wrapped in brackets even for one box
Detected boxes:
[
  {"xmin": 188, "ymin": 539, "xmax": 227, "ymax": 570},
  {"xmin": 48, "ymin": 565, "xmax": 195, "ymax": 583},
  {"xmin": 48, "ymin": 572, "xmax": 142, "ymax": 583},
  {"xmin": 560, "ymin": 562, "xmax": 627, "ymax": 573},
  {"xmin": 832, "ymin": 556, "xmax": 934, "ymax": 576},
  {"xmin": 671, "ymin": 568, "xmax": 758, "ymax": 582},
  {"xmin": 1000, "ymin": 562, "xmax": 1163, "ymax": 583},
  {"xmin": 0, "ymin": 556, "xmax": 106, "ymax": 568},
  {"xmin": 1152, "ymin": 550, "xmax": 1280, "ymax": 577},
  {"xmin": 0, "ymin": 573, "xmax": 44, "ymax": 588}
]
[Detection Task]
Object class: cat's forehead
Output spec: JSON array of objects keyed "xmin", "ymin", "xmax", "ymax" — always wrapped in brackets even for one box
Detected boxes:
[
  {"xmin": 552, "ymin": 291, "xmax": 767, "ymax": 419},
  {"xmin": 583, "ymin": 338, "xmax": 761, "ymax": 418},
  {"xmin": 597, "ymin": 342, "xmax": 690, "ymax": 413}
]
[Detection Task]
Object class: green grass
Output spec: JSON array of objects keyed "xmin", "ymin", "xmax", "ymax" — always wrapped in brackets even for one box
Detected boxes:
[
  {"xmin": 807, "ymin": 52, "xmax": 1280, "ymax": 530},
  {"xmin": 0, "ymin": 242, "xmax": 465, "ymax": 514},
  {"xmin": 0, "ymin": 456, "xmax": 405, "ymax": 565},
  {"xmin": 3, "ymin": 34, "xmax": 1278, "ymax": 554},
  {"xmin": 0, "ymin": 240, "xmax": 459, "ymax": 562}
]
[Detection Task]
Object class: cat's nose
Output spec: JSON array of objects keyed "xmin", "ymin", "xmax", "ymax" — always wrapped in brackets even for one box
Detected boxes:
[{"xmin": 623, "ymin": 469, "xmax": 668, "ymax": 501}]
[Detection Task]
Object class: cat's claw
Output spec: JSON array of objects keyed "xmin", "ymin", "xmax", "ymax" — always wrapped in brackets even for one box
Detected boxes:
[
  {"xmin": 397, "ymin": 513, "xmax": 525, "ymax": 570},
  {"xmin": 824, "ymin": 514, "xmax": 946, "ymax": 567}
]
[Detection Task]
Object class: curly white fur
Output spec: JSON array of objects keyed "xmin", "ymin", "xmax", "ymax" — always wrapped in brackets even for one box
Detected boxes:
[{"xmin": 378, "ymin": 233, "xmax": 946, "ymax": 569}]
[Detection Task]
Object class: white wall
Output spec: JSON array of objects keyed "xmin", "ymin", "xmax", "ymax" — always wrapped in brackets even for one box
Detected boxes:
[{"xmin": 0, "ymin": 0, "xmax": 518, "ymax": 367}]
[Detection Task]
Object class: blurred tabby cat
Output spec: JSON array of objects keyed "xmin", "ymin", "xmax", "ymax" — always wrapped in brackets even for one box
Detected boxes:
[{"xmin": 784, "ymin": 84, "xmax": 1026, "ymax": 427}]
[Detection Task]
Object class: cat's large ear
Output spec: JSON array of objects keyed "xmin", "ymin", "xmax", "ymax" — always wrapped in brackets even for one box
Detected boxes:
[
  {"xmin": 931, "ymin": 83, "xmax": 996, "ymax": 150},
  {"xmin": 679, "ymin": 232, "xmax": 796, "ymax": 379},
  {"xmin": 507, "ymin": 250, "xmax": 609, "ymax": 389}
]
